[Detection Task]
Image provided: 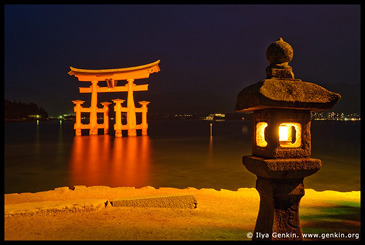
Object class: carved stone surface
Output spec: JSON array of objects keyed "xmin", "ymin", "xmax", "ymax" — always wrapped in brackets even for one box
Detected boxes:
[
  {"xmin": 266, "ymin": 38, "xmax": 293, "ymax": 65},
  {"xmin": 265, "ymin": 37, "xmax": 294, "ymax": 79},
  {"xmin": 253, "ymin": 177, "xmax": 304, "ymax": 241},
  {"xmin": 235, "ymin": 38, "xmax": 341, "ymax": 113},
  {"xmin": 243, "ymin": 155, "xmax": 322, "ymax": 179},
  {"xmin": 235, "ymin": 78, "xmax": 341, "ymax": 112}
]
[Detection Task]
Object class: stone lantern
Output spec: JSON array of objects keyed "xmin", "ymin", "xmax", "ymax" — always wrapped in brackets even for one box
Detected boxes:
[{"xmin": 235, "ymin": 38, "xmax": 340, "ymax": 240}]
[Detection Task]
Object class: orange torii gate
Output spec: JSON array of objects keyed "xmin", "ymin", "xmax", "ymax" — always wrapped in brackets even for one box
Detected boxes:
[{"xmin": 68, "ymin": 60, "xmax": 160, "ymax": 136}]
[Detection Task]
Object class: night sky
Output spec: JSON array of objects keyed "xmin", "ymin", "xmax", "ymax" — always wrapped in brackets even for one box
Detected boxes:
[{"xmin": 4, "ymin": 4, "xmax": 360, "ymax": 116}]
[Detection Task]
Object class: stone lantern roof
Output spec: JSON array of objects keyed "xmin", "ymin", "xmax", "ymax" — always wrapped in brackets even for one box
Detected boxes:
[{"xmin": 235, "ymin": 38, "xmax": 341, "ymax": 112}]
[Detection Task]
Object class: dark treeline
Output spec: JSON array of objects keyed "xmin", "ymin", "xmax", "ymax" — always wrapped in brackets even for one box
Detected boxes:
[{"xmin": 4, "ymin": 100, "xmax": 48, "ymax": 120}]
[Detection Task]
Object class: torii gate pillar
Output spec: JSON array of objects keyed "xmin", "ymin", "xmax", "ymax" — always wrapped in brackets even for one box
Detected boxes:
[
  {"xmin": 89, "ymin": 80, "xmax": 99, "ymax": 135},
  {"xmin": 72, "ymin": 100, "xmax": 85, "ymax": 136},
  {"xmin": 127, "ymin": 78, "xmax": 137, "ymax": 136},
  {"xmin": 138, "ymin": 101, "xmax": 150, "ymax": 136},
  {"xmin": 112, "ymin": 99, "xmax": 127, "ymax": 137}
]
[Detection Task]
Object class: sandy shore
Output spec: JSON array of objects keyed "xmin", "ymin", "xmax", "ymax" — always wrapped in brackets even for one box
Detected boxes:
[{"xmin": 4, "ymin": 185, "xmax": 360, "ymax": 241}]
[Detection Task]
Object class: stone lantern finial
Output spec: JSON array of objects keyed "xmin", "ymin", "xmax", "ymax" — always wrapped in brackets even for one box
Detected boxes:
[{"xmin": 266, "ymin": 37, "xmax": 294, "ymax": 79}]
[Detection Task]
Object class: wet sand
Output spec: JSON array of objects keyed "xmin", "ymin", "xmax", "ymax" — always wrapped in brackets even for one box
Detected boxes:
[{"xmin": 4, "ymin": 186, "xmax": 360, "ymax": 241}]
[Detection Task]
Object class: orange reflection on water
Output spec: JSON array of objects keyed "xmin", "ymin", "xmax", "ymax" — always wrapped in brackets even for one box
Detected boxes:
[{"xmin": 69, "ymin": 135, "xmax": 151, "ymax": 188}]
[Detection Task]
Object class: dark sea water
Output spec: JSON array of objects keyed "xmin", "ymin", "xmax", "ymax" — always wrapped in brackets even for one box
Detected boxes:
[{"xmin": 4, "ymin": 119, "xmax": 360, "ymax": 194}]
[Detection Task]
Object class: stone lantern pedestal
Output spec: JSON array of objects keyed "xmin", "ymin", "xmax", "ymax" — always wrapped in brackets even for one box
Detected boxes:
[
  {"xmin": 235, "ymin": 38, "xmax": 341, "ymax": 241},
  {"xmin": 244, "ymin": 156, "xmax": 321, "ymax": 240}
]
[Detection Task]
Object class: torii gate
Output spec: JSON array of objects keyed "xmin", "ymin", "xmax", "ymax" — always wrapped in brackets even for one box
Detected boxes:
[{"xmin": 68, "ymin": 60, "xmax": 160, "ymax": 136}]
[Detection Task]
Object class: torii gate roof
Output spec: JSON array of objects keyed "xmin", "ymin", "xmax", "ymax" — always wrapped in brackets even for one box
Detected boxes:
[{"xmin": 68, "ymin": 60, "xmax": 160, "ymax": 81}]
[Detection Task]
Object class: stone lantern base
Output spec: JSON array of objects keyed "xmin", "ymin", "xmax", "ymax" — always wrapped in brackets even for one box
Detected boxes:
[{"xmin": 243, "ymin": 155, "xmax": 321, "ymax": 241}]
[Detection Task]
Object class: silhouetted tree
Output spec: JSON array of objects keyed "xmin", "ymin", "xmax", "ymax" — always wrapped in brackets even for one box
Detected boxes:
[{"xmin": 4, "ymin": 100, "xmax": 48, "ymax": 120}]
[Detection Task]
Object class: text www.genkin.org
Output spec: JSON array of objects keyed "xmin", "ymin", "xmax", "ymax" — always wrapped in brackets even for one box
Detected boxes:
[{"xmin": 247, "ymin": 231, "xmax": 360, "ymax": 240}]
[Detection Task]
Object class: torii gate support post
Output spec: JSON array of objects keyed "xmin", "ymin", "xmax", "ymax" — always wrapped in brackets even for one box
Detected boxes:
[
  {"xmin": 112, "ymin": 99, "xmax": 125, "ymax": 137},
  {"xmin": 101, "ymin": 102, "xmax": 111, "ymax": 134},
  {"xmin": 127, "ymin": 78, "xmax": 137, "ymax": 137},
  {"xmin": 89, "ymin": 80, "xmax": 99, "ymax": 135},
  {"xmin": 138, "ymin": 101, "xmax": 150, "ymax": 136},
  {"xmin": 72, "ymin": 100, "xmax": 85, "ymax": 136}
]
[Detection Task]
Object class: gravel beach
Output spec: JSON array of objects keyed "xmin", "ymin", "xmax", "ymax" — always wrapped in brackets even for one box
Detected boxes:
[{"xmin": 4, "ymin": 185, "xmax": 360, "ymax": 241}]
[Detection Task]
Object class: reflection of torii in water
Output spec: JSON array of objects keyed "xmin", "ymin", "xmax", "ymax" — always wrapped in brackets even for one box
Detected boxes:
[{"xmin": 68, "ymin": 60, "xmax": 160, "ymax": 137}]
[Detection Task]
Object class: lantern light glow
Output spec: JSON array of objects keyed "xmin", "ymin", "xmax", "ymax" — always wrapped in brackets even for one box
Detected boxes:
[
  {"xmin": 279, "ymin": 122, "xmax": 302, "ymax": 148},
  {"xmin": 279, "ymin": 125, "xmax": 289, "ymax": 142},
  {"xmin": 256, "ymin": 122, "xmax": 268, "ymax": 147},
  {"xmin": 256, "ymin": 122, "xmax": 302, "ymax": 148}
]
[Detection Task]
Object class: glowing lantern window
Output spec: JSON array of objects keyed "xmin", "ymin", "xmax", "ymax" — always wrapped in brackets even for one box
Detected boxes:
[
  {"xmin": 279, "ymin": 125, "xmax": 289, "ymax": 141},
  {"xmin": 278, "ymin": 123, "xmax": 301, "ymax": 148},
  {"xmin": 256, "ymin": 122, "xmax": 268, "ymax": 147}
]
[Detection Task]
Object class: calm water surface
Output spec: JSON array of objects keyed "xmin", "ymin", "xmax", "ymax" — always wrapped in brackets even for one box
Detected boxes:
[{"xmin": 4, "ymin": 119, "xmax": 360, "ymax": 194}]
